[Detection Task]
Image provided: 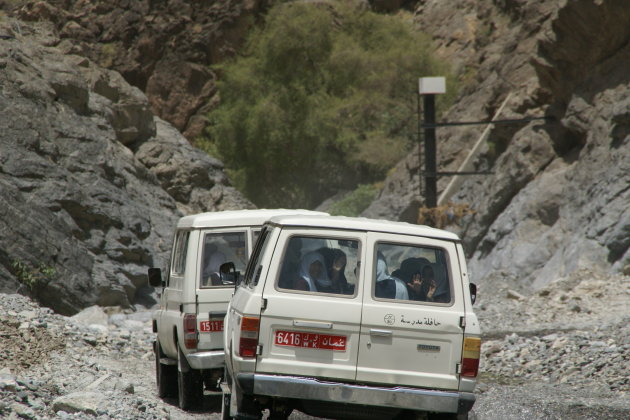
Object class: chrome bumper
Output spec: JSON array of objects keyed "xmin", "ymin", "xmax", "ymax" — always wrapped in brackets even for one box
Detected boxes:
[
  {"xmin": 239, "ymin": 373, "xmax": 474, "ymax": 414},
  {"xmin": 186, "ymin": 350, "xmax": 225, "ymax": 370}
]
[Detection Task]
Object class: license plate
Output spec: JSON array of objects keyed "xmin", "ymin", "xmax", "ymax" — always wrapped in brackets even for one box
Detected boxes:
[
  {"xmin": 274, "ymin": 330, "xmax": 346, "ymax": 351},
  {"xmin": 199, "ymin": 320, "xmax": 223, "ymax": 332}
]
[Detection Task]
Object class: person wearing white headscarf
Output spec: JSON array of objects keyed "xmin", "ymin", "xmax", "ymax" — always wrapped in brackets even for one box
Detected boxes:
[
  {"xmin": 375, "ymin": 255, "xmax": 409, "ymax": 300},
  {"xmin": 294, "ymin": 251, "xmax": 331, "ymax": 292},
  {"xmin": 203, "ymin": 249, "xmax": 226, "ymax": 286}
]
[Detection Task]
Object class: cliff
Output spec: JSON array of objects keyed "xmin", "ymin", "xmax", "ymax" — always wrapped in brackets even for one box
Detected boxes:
[
  {"xmin": 363, "ymin": 0, "xmax": 630, "ymax": 288},
  {"xmin": 0, "ymin": 18, "xmax": 252, "ymax": 314}
]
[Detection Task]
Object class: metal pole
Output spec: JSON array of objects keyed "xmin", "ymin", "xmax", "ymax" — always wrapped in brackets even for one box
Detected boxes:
[
  {"xmin": 417, "ymin": 92, "xmax": 423, "ymax": 200},
  {"xmin": 423, "ymin": 94, "xmax": 437, "ymax": 208}
]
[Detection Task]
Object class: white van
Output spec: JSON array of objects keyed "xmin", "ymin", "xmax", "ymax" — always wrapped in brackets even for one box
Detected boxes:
[
  {"xmin": 147, "ymin": 209, "xmax": 327, "ymax": 410},
  {"xmin": 221, "ymin": 214, "xmax": 480, "ymax": 420}
]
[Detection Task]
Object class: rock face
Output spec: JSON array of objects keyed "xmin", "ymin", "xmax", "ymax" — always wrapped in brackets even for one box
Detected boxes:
[
  {"xmin": 0, "ymin": 20, "xmax": 252, "ymax": 315},
  {"xmin": 8, "ymin": 0, "xmax": 267, "ymax": 140},
  {"xmin": 363, "ymin": 0, "xmax": 630, "ymax": 289}
]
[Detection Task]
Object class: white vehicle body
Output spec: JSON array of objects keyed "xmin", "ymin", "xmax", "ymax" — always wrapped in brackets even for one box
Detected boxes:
[
  {"xmin": 222, "ymin": 215, "xmax": 480, "ymax": 420},
  {"xmin": 148, "ymin": 209, "xmax": 327, "ymax": 410}
]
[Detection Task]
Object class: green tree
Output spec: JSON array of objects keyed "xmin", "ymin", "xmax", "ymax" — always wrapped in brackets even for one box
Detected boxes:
[{"xmin": 204, "ymin": 1, "xmax": 455, "ymax": 208}]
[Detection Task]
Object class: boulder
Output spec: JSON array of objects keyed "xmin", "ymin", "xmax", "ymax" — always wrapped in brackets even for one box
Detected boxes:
[
  {"xmin": 0, "ymin": 20, "xmax": 251, "ymax": 314},
  {"xmin": 364, "ymin": 0, "xmax": 630, "ymax": 288}
]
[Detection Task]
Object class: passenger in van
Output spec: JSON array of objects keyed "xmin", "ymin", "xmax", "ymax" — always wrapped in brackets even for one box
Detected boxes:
[
  {"xmin": 407, "ymin": 264, "xmax": 450, "ymax": 303},
  {"xmin": 279, "ymin": 238, "xmax": 303, "ymax": 289},
  {"xmin": 294, "ymin": 251, "xmax": 332, "ymax": 292},
  {"xmin": 374, "ymin": 255, "xmax": 409, "ymax": 300},
  {"xmin": 318, "ymin": 247, "xmax": 353, "ymax": 295},
  {"xmin": 428, "ymin": 264, "xmax": 451, "ymax": 303},
  {"xmin": 392, "ymin": 257, "xmax": 430, "ymax": 286},
  {"xmin": 202, "ymin": 244, "xmax": 227, "ymax": 286}
]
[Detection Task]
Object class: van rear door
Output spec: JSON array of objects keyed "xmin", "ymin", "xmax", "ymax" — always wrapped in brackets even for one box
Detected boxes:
[
  {"xmin": 196, "ymin": 228, "xmax": 250, "ymax": 350},
  {"xmin": 356, "ymin": 233, "xmax": 465, "ymax": 391},
  {"xmin": 256, "ymin": 229, "xmax": 366, "ymax": 381}
]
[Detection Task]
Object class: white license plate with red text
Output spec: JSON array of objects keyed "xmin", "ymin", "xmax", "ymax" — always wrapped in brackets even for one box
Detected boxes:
[
  {"xmin": 200, "ymin": 320, "xmax": 223, "ymax": 332},
  {"xmin": 274, "ymin": 330, "xmax": 346, "ymax": 351}
]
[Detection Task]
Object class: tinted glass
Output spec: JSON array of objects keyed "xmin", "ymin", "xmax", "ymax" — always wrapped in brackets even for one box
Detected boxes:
[
  {"xmin": 374, "ymin": 242, "xmax": 451, "ymax": 304},
  {"xmin": 277, "ymin": 235, "xmax": 360, "ymax": 296},
  {"xmin": 171, "ymin": 231, "xmax": 190, "ymax": 276},
  {"xmin": 200, "ymin": 231, "xmax": 248, "ymax": 288},
  {"xmin": 244, "ymin": 227, "xmax": 272, "ymax": 287}
]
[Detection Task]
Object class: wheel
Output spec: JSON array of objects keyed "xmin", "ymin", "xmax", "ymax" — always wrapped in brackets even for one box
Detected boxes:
[
  {"xmin": 154, "ymin": 341, "xmax": 176, "ymax": 398},
  {"xmin": 177, "ymin": 347, "xmax": 203, "ymax": 410}
]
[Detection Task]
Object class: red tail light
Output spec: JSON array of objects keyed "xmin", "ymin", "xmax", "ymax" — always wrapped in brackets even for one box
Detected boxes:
[
  {"xmin": 239, "ymin": 316, "xmax": 260, "ymax": 358},
  {"xmin": 183, "ymin": 313, "xmax": 198, "ymax": 349},
  {"xmin": 461, "ymin": 337, "xmax": 481, "ymax": 377}
]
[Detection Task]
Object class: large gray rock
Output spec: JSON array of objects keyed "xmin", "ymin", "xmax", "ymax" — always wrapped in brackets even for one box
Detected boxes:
[
  {"xmin": 0, "ymin": 21, "xmax": 252, "ymax": 314},
  {"xmin": 136, "ymin": 117, "xmax": 255, "ymax": 215},
  {"xmin": 364, "ymin": 0, "xmax": 630, "ymax": 289}
]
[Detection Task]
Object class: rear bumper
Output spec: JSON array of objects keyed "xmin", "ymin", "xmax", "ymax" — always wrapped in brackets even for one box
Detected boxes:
[
  {"xmin": 186, "ymin": 350, "xmax": 225, "ymax": 370},
  {"xmin": 237, "ymin": 373, "xmax": 475, "ymax": 414}
]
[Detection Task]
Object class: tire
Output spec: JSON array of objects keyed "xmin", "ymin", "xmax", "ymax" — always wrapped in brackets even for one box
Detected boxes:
[
  {"xmin": 154, "ymin": 341, "xmax": 176, "ymax": 398},
  {"xmin": 177, "ymin": 347, "xmax": 203, "ymax": 411}
]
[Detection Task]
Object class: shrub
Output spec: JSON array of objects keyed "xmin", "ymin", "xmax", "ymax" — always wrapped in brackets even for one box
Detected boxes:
[
  {"xmin": 329, "ymin": 184, "xmax": 379, "ymax": 217},
  {"xmin": 204, "ymin": 1, "xmax": 454, "ymax": 208}
]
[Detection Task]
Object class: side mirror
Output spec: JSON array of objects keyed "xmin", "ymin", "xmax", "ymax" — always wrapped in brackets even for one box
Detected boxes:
[
  {"xmin": 469, "ymin": 283, "xmax": 477, "ymax": 305},
  {"xmin": 219, "ymin": 262, "xmax": 240, "ymax": 286},
  {"xmin": 148, "ymin": 267, "xmax": 163, "ymax": 288}
]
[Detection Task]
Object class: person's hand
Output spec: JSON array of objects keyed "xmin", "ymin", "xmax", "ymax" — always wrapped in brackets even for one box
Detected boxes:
[
  {"xmin": 426, "ymin": 279, "xmax": 437, "ymax": 300},
  {"xmin": 407, "ymin": 273, "xmax": 423, "ymax": 294}
]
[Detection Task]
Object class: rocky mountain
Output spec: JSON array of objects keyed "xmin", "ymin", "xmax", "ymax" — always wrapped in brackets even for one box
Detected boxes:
[
  {"xmin": 0, "ymin": 1, "xmax": 628, "ymax": 419},
  {"xmin": 1, "ymin": 0, "xmax": 628, "ymax": 312},
  {"xmin": 363, "ymin": 0, "xmax": 630, "ymax": 289},
  {"xmin": 0, "ymin": 18, "xmax": 252, "ymax": 315},
  {"xmin": 11, "ymin": 0, "xmax": 267, "ymax": 140}
]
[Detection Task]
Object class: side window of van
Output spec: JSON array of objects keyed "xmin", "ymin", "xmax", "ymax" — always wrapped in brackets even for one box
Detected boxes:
[
  {"xmin": 277, "ymin": 235, "xmax": 359, "ymax": 296},
  {"xmin": 200, "ymin": 231, "xmax": 248, "ymax": 288},
  {"xmin": 244, "ymin": 227, "xmax": 272, "ymax": 287},
  {"xmin": 252, "ymin": 229, "xmax": 261, "ymax": 245},
  {"xmin": 374, "ymin": 242, "xmax": 452, "ymax": 304},
  {"xmin": 171, "ymin": 230, "xmax": 190, "ymax": 280}
]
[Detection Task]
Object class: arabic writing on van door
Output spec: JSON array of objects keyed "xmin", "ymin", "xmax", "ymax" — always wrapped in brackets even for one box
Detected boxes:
[{"xmin": 400, "ymin": 315, "xmax": 441, "ymax": 327}]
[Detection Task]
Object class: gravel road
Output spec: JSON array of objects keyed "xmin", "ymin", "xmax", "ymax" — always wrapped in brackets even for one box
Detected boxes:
[{"xmin": 1, "ymin": 269, "xmax": 628, "ymax": 419}]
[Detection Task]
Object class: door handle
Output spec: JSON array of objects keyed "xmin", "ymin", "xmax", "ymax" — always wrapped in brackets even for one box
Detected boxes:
[
  {"xmin": 293, "ymin": 320, "xmax": 333, "ymax": 329},
  {"xmin": 370, "ymin": 329, "xmax": 393, "ymax": 337}
]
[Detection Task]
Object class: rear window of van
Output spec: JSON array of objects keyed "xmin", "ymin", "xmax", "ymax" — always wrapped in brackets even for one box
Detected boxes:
[
  {"xmin": 374, "ymin": 242, "xmax": 452, "ymax": 305},
  {"xmin": 276, "ymin": 235, "xmax": 360, "ymax": 296}
]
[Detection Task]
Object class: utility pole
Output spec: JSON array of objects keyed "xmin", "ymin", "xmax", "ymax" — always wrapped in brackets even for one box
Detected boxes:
[
  {"xmin": 417, "ymin": 77, "xmax": 550, "ymax": 227},
  {"xmin": 418, "ymin": 77, "xmax": 445, "ymax": 208}
]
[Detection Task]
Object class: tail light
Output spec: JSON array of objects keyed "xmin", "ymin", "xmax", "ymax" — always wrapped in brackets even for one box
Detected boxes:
[
  {"xmin": 461, "ymin": 336, "xmax": 481, "ymax": 378},
  {"xmin": 239, "ymin": 316, "xmax": 260, "ymax": 358},
  {"xmin": 183, "ymin": 313, "xmax": 198, "ymax": 349}
]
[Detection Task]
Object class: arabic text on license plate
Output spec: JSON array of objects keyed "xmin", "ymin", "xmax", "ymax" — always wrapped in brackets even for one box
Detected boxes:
[
  {"xmin": 274, "ymin": 330, "xmax": 346, "ymax": 351},
  {"xmin": 199, "ymin": 320, "xmax": 223, "ymax": 332}
]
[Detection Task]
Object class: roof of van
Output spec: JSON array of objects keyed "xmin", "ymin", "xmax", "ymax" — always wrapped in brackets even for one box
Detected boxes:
[
  {"xmin": 177, "ymin": 209, "xmax": 329, "ymax": 229},
  {"xmin": 267, "ymin": 214, "xmax": 461, "ymax": 241}
]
